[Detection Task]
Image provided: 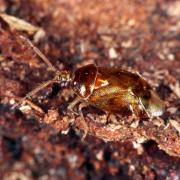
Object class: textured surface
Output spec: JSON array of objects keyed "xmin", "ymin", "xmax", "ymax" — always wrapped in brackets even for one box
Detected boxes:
[{"xmin": 0, "ymin": 0, "xmax": 180, "ymax": 179}]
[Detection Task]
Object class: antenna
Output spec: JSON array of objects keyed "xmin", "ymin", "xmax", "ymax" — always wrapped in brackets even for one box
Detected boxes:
[
  {"xmin": 12, "ymin": 36, "xmax": 71, "ymax": 109},
  {"xmin": 19, "ymin": 35, "xmax": 57, "ymax": 72}
]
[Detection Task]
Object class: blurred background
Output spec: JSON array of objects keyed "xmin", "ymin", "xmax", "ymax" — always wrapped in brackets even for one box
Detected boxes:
[{"xmin": 0, "ymin": 0, "xmax": 180, "ymax": 179}]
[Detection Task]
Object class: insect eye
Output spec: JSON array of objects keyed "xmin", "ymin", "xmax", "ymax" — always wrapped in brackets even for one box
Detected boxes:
[
  {"xmin": 142, "ymin": 91, "xmax": 151, "ymax": 99},
  {"xmin": 84, "ymin": 70, "xmax": 90, "ymax": 75}
]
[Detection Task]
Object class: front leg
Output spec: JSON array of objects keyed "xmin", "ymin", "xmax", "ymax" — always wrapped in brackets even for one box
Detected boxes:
[
  {"xmin": 67, "ymin": 97, "xmax": 82, "ymax": 115},
  {"xmin": 78, "ymin": 102, "xmax": 89, "ymax": 140},
  {"xmin": 68, "ymin": 97, "xmax": 89, "ymax": 140}
]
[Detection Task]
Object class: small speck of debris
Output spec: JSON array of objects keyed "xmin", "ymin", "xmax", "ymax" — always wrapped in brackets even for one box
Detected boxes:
[
  {"xmin": 19, "ymin": 105, "xmax": 32, "ymax": 112},
  {"xmin": 170, "ymin": 120, "xmax": 180, "ymax": 136},
  {"xmin": 121, "ymin": 40, "xmax": 132, "ymax": 48},
  {"xmin": 132, "ymin": 141, "xmax": 144, "ymax": 155},
  {"xmin": 109, "ymin": 47, "xmax": 118, "ymax": 59},
  {"xmin": 96, "ymin": 150, "xmax": 104, "ymax": 161},
  {"xmin": 67, "ymin": 154, "xmax": 78, "ymax": 168},
  {"xmin": 167, "ymin": 107, "xmax": 177, "ymax": 114},
  {"xmin": 61, "ymin": 128, "xmax": 70, "ymax": 135},
  {"xmin": 9, "ymin": 99, "xmax": 16, "ymax": 105}
]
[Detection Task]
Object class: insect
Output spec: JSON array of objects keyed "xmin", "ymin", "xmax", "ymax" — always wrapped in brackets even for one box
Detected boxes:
[{"xmin": 14, "ymin": 36, "xmax": 165, "ymax": 120}]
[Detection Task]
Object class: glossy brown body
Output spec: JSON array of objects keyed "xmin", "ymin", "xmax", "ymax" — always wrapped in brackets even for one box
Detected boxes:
[
  {"xmin": 15, "ymin": 37, "xmax": 164, "ymax": 119},
  {"xmin": 72, "ymin": 64, "xmax": 164, "ymax": 118}
]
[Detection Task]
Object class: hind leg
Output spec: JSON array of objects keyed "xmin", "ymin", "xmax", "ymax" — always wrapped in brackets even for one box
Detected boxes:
[{"xmin": 132, "ymin": 99, "xmax": 150, "ymax": 119}]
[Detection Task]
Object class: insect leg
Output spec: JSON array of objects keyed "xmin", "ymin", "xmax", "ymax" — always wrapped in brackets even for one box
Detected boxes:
[
  {"xmin": 78, "ymin": 102, "xmax": 88, "ymax": 117},
  {"xmin": 78, "ymin": 117, "xmax": 88, "ymax": 141},
  {"xmin": 67, "ymin": 97, "xmax": 82, "ymax": 115},
  {"xmin": 131, "ymin": 98, "xmax": 150, "ymax": 119},
  {"xmin": 22, "ymin": 99, "xmax": 45, "ymax": 114},
  {"xmin": 68, "ymin": 98, "xmax": 89, "ymax": 140},
  {"xmin": 12, "ymin": 79, "xmax": 56, "ymax": 109}
]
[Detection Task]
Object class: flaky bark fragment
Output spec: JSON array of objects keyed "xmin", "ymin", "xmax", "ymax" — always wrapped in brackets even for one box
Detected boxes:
[
  {"xmin": 41, "ymin": 109, "xmax": 180, "ymax": 157},
  {"xmin": 0, "ymin": 13, "xmax": 45, "ymax": 42},
  {"xmin": 58, "ymin": 116, "xmax": 180, "ymax": 157},
  {"xmin": 0, "ymin": 1, "xmax": 180, "ymax": 178}
]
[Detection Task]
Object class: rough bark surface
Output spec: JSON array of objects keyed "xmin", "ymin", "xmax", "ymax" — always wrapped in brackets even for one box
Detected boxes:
[{"xmin": 0, "ymin": 0, "xmax": 180, "ymax": 179}]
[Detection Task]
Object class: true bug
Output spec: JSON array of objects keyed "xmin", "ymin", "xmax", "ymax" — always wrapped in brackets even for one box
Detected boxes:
[{"xmin": 13, "ymin": 36, "xmax": 165, "ymax": 120}]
